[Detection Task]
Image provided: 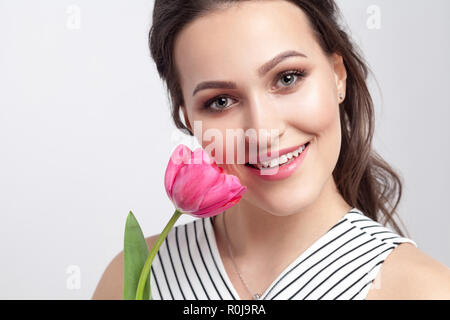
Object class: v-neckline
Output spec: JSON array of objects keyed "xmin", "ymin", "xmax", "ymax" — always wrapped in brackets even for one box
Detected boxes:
[{"xmin": 206, "ymin": 207, "xmax": 357, "ymax": 300}]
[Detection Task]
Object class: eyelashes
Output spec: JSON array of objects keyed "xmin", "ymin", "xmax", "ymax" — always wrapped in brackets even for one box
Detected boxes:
[{"xmin": 201, "ymin": 68, "xmax": 307, "ymax": 113}]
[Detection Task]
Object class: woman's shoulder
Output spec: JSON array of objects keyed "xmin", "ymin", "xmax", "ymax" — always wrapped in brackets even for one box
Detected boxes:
[{"xmin": 365, "ymin": 242, "xmax": 450, "ymax": 299}]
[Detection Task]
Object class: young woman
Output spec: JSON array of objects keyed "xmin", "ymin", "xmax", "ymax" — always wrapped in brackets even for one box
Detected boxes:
[{"xmin": 93, "ymin": 0, "xmax": 450, "ymax": 300}]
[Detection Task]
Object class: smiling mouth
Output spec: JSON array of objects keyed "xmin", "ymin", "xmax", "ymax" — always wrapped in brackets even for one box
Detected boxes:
[{"xmin": 244, "ymin": 141, "xmax": 310, "ymax": 170}]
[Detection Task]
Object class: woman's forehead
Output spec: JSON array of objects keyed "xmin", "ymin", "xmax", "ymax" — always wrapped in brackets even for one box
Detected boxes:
[{"xmin": 173, "ymin": 1, "xmax": 319, "ymax": 90}]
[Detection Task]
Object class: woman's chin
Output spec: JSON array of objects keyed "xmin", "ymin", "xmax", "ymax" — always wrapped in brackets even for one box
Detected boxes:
[
  {"xmin": 223, "ymin": 163, "xmax": 320, "ymax": 214},
  {"xmin": 243, "ymin": 191, "xmax": 315, "ymax": 217}
]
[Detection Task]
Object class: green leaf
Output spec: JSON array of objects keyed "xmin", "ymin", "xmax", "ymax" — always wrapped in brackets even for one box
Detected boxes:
[{"xmin": 123, "ymin": 211, "xmax": 150, "ymax": 300}]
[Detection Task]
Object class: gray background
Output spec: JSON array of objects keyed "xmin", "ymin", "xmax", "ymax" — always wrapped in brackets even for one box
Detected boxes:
[{"xmin": 0, "ymin": 0, "xmax": 448, "ymax": 299}]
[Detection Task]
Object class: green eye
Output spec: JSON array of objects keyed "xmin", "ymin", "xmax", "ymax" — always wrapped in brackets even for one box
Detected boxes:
[
  {"xmin": 276, "ymin": 69, "xmax": 306, "ymax": 88},
  {"xmin": 204, "ymin": 96, "xmax": 235, "ymax": 112},
  {"xmin": 281, "ymin": 74, "xmax": 295, "ymax": 86}
]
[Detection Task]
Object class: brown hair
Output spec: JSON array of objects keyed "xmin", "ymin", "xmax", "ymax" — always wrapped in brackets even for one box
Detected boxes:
[{"xmin": 148, "ymin": 0, "xmax": 410, "ymax": 237}]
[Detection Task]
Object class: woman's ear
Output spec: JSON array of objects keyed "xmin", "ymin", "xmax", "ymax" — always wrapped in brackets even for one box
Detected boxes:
[
  {"xmin": 331, "ymin": 53, "xmax": 347, "ymax": 99},
  {"xmin": 180, "ymin": 105, "xmax": 193, "ymax": 133}
]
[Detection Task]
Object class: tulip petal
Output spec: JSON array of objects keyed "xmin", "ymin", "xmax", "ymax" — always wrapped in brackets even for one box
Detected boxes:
[
  {"xmin": 171, "ymin": 162, "xmax": 222, "ymax": 212},
  {"xmin": 164, "ymin": 144, "xmax": 191, "ymax": 199},
  {"xmin": 195, "ymin": 174, "xmax": 246, "ymax": 213},
  {"xmin": 193, "ymin": 190, "xmax": 246, "ymax": 218}
]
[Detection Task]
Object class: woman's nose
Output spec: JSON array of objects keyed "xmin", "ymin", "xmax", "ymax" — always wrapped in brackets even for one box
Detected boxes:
[{"xmin": 243, "ymin": 91, "xmax": 286, "ymax": 148}]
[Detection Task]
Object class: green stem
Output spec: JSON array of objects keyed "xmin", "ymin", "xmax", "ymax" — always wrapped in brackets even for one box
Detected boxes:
[{"xmin": 135, "ymin": 209, "xmax": 183, "ymax": 300}]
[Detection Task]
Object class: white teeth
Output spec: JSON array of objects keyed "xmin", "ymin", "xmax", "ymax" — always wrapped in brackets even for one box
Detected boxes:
[
  {"xmin": 278, "ymin": 155, "xmax": 289, "ymax": 165},
  {"xmin": 269, "ymin": 159, "xmax": 279, "ymax": 168},
  {"xmin": 252, "ymin": 143, "xmax": 308, "ymax": 169}
]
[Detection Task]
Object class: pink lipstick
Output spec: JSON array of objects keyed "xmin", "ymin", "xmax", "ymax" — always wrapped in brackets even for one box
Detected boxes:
[{"xmin": 244, "ymin": 141, "xmax": 310, "ymax": 181}]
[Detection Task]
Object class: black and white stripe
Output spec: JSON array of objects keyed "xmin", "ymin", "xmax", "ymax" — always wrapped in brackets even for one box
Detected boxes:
[{"xmin": 150, "ymin": 207, "xmax": 418, "ymax": 300}]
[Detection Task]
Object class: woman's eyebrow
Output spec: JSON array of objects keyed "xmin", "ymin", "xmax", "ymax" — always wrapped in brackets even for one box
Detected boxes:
[
  {"xmin": 258, "ymin": 50, "xmax": 308, "ymax": 77},
  {"xmin": 192, "ymin": 50, "xmax": 307, "ymax": 96}
]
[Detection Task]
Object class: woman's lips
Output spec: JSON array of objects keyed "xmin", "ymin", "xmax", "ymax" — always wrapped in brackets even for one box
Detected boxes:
[
  {"xmin": 244, "ymin": 141, "xmax": 310, "ymax": 181},
  {"xmin": 246, "ymin": 142, "xmax": 309, "ymax": 165}
]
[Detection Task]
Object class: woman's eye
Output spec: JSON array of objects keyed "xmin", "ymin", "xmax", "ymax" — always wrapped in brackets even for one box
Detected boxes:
[
  {"xmin": 203, "ymin": 96, "xmax": 235, "ymax": 112},
  {"xmin": 275, "ymin": 69, "xmax": 306, "ymax": 88},
  {"xmin": 202, "ymin": 69, "xmax": 306, "ymax": 113}
]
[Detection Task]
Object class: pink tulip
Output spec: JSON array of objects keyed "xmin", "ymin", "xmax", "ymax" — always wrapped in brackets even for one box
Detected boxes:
[
  {"xmin": 135, "ymin": 144, "xmax": 246, "ymax": 299},
  {"xmin": 164, "ymin": 144, "xmax": 247, "ymax": 218}
]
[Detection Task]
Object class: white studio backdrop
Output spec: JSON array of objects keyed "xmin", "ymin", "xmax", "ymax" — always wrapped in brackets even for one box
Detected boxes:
[{"xmin": 0, "ymin": 0, "xmax": 449, "ymax": 299}]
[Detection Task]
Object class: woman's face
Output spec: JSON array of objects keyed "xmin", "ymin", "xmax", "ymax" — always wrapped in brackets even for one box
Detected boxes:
[{"xmin": 174, "ymin": 0, "xmax": 347, "ymax": 216}]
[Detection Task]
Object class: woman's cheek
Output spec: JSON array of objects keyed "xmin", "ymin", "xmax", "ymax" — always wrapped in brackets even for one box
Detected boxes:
[
  {"xmin": 198, "ymin": 125, "xmax": 239, "ymax": 166},
  {"xmin": 284, "ymin": 80, "xmax": 338, "ymax": 133},
  {"xmin": 199, "ymin": 127, "xmax": 224, "ymax": 164}
]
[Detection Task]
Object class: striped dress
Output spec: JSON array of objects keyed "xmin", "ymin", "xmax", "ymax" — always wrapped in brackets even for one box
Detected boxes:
[{"xmin": 149, "ymin": 207, "xmax": 418, "ymax": 300}]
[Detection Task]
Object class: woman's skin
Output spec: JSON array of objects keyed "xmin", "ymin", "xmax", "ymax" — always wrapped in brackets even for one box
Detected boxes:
[
  {"xmin": 92, "ymin": 0, "xmax": 450, "ymax": 300},
  {"xmin": 176, "ymin": 0, "xmax": 352, "ymax": 299}
]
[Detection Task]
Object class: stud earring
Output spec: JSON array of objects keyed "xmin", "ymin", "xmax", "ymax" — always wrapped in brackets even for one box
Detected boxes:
[{"xmin": 339, "ymin": 93, "xmax": 345, "ymax": 101}]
